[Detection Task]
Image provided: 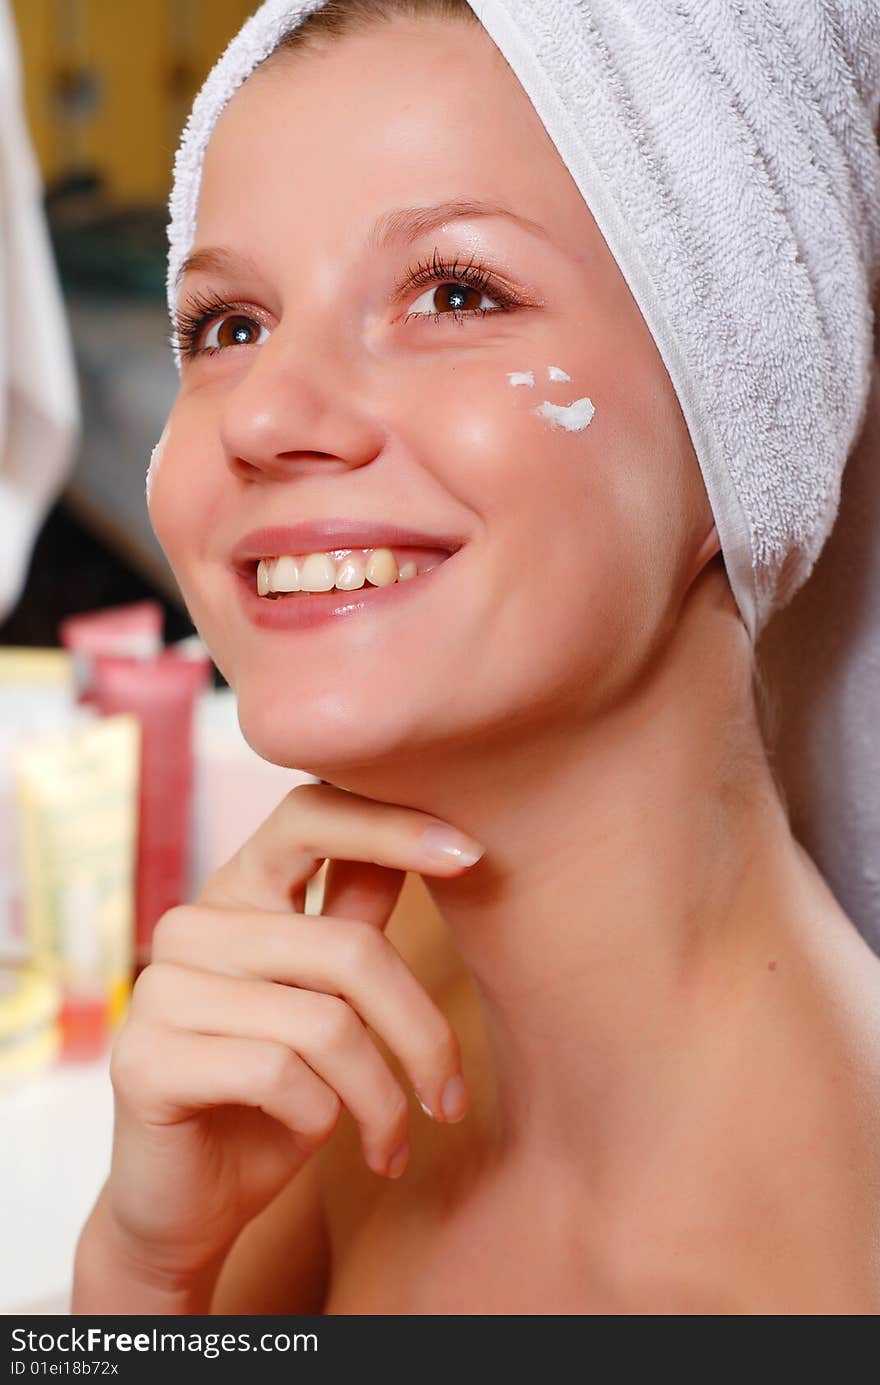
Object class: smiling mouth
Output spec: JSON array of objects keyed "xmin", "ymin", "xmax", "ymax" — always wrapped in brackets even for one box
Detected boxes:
[{"xmin": 243, "ymin": 546, "xmax": 452, "ymax": 598}]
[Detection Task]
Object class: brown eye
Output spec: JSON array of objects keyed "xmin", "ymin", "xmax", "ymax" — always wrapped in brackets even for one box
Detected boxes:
[
  {"xmin": 200, "ymin": 313, "xmax": 270, "ymax": 353},
  {"xmin": 433, "ymin": 283, "xmax": 484, "ymax": 313},
  {"xmin": 406, "ymin": 281, "xmax": 496, "ymax": 320}
]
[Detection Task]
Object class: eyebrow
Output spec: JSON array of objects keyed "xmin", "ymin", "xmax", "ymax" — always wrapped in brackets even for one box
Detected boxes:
[
  {"xmin": 366, "ymin": 198, "xmax": 552, "ymax": 251},
  {"xmin": 175, "ymin": 199, "xmax": 551, "ymax": 289},
  {"xmin": 175, "ymin": 246, "xmax": 262, "ymax": 290}
]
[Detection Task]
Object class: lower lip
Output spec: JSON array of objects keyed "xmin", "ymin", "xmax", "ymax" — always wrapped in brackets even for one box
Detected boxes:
[{"xmin": 232, "ymin": 557, "xmax": 455, "ymax": 632}]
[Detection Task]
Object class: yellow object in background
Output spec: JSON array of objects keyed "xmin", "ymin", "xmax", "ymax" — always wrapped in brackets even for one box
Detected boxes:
[
  {"xmin": 0, "ymin": 963, "xmax": 62, "ymax": 1082},
  {"xmin": 0, "ymin": 647, "xmax": 72, "ymax": 684},
  {"xmin": 10, "ymin": 0, "xmax": 257, "ymax": 205},
  {"xmin": 109, "ymin": 971, "xmax": 131, "ymax": 1031},
  {"xmin": 14, "ymin": 714, "xmax": 140, "ymax": 1060},
  {"xmin": 0, "ymin": 648, "xmax": 79, "ymax": 960}
]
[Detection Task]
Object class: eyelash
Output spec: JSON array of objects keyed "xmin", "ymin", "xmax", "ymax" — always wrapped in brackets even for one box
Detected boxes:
[{"xmin": 170, "ymin": 249, "xmax": 526, "ymax": 361}]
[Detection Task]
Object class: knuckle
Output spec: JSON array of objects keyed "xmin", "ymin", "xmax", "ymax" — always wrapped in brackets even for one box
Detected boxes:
[
  {"xmin": 108, "ymin": 1031, "xmax": 135, "ymax": 1092},
  {"xmin": 109, "ymin": 1026, "xmax": 152, "ymax": 1101},
  {"xmin": 285, "ymin": 780, "xmax": 317, "ymax": 821},
  {"xmin": 150, "ymin": 905, "xmax": 196, "ymax": 958},
  {"xmin": 314, "ymin": 995, "xmax": 360, "ymax": 1053},
  {"xmin": 127, "ymin": 960, "xmax": 181, "ymax": 1021},
  {"xmin": 128, "ymin": 962, "xmax": 160, "ymax": 1013},
  {"xmin": 337, "ymin": 918, "xmax": 384, "ymax": 975},
  {"xmin": 283, "ymin": 780, "xmax": 331, "ymax": 853},
  {"xmin": 264, "ymin": 1044, "xmax": 302, "ymax": 1096}
]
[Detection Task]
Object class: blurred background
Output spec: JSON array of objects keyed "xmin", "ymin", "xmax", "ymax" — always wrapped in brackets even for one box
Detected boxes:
[{"xmin": 1, "ymin": 0, "xmax": 256, "ymax": 645}]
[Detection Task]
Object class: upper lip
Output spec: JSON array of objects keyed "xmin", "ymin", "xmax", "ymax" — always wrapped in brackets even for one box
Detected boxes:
[{"xmin": 230, "ymin": 520, "xmax": 464, "ymax": 570}]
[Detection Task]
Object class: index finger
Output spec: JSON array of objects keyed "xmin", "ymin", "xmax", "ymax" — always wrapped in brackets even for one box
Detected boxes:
[{"xmin": 195, "ymin": 780, "xmax": 485, "ymax": 915}]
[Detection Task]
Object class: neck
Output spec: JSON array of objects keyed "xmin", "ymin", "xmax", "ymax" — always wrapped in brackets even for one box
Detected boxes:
[{"xmin": 318, "ymin": 592, "xmax": 834, "ymax": 1177}]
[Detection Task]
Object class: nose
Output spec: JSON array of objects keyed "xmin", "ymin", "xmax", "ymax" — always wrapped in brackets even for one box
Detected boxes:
[{"xmin": 218, "ymin": 333, "xmax": 386, "ymax": 483}]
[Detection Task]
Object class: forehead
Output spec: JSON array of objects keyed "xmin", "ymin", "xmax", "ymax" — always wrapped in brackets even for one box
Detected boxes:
[{"xmin": 194, "ymin": 18, "xmax": 585, "ymax": 259}]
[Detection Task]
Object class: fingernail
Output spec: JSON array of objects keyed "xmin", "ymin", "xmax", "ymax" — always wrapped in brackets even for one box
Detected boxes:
[
  {"xmin": 420, "ymin": 825, "xmax": 485, "ymax": 867},
  {"xmin": 387, "ymin": 1140, "xmax": 409, "ymax": 1178},
  {"xmin": 440, "ymin": 1073, "xmax": 467, "ymax": 1122}
]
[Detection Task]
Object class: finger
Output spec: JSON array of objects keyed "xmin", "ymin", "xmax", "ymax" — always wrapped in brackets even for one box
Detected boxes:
[
  {"xmin": 319, "ymin": 857, "xmax": 407, "ymax": 925},
  {"xmin": 152, "ymin": 907, "xmax": 464, "ymax": 1122},
  {"xmin": 135, "ymin": 963, "xmax": 412, "ymax": 1174},
  {"xmin": 196, "ymin": 781, "xmax": 484, "ymax": 915},
  {"xmin": 111, "ymin": 1026, "xmax": 341, "ymax": 1155}
]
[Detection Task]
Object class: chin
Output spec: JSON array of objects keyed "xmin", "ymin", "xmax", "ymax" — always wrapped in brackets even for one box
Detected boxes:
[{"xmin": 234, "ymin": 681, "xmax": 420, "ymax": 776}]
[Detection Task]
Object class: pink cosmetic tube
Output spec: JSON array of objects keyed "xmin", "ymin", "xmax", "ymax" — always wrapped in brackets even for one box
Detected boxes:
[
  {"xmin": 91, "ymin": 649, "xmax": 211, "ymax": 972},
  {"xmin": 59, "ymin": 601, "xmax": 164, "ymax": 703}
]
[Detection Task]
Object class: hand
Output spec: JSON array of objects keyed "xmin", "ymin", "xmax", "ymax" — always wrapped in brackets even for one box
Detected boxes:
[{"xmin": 101, "ymin": 782, "xmax": 485, "ymax": 1285}]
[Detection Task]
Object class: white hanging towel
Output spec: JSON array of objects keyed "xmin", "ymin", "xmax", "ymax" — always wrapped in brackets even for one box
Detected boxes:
[{"xmin": 0, "ymin": 0, "xmax": 80, "ymax": 623}]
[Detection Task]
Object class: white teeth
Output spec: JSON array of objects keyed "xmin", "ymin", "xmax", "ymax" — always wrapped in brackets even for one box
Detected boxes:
[
  {"xmin": 334, "ymin": 554, "xmax": 367, "ymax": 590},
  {"xmin": 365, "ymin": 548, "xmax": 398, "ymax": 587},
  {"xmin": 272, "ymin": 555, "xmax": 300, "ymax": 592},
  {"xmin": 257, "ymin": 547, "xmax": 432, "ymax": 596},
  {"xmin": 299, "ymin": 553, "xmax": 337, "ymax": 592}
]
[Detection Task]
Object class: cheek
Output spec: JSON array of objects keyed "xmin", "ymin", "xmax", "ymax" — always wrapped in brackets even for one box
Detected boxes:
[
  {"xmin": 446, "ymin": 356, "xmax": 684, "ymax": 685},
  {"xmin": 146, "ymin": 416, "xmax": 182, "ymax": 550},
  {"xmin": 422, "ymin": 366, "xmax": 615, "ymax": 655},
  {"xmin": 146, "ymin": 410, "xmax": 235, "ymax": 657},
  {"xmin": 583, "ymin": 367, "xmax": 699, "ymax": 656},
  {"xmin": 466, "ymin": 358, "xmax": 603, "ymax": 548},
  {"xmin": 147, "ymin": 411, "xmax": 218, "ymax": 571}
]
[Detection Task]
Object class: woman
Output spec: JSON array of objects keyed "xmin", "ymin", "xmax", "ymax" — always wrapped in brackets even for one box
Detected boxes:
[{"xmin": 73, "ymin": 0, "xmax": 880, "ymax": 1313}]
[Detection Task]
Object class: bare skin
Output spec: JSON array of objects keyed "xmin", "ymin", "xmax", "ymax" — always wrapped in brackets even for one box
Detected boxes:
[{"xmin": 79, "ymin": 16, "xmax": 880, "ymax": 1313}]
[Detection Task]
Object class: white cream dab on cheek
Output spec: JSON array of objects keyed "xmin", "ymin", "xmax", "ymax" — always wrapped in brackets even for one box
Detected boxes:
[
  {"xmin": 507, "ymin": 364, "xmax": 574, "ymax": 388},
  {"xmin": 532, "ymin": 397, "xmax": 596, "ymax": 432},
  {"xmin": 505, "ymin": 366, "xmax": 595, "ymax": 431}
]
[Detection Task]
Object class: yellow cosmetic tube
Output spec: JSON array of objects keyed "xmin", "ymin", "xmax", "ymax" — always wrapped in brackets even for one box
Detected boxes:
[
  {"xmin": 14, "ymin": 715, "xmax": 140, "ymax": 1060},
  {"xmin": 0, "ymin": 648, "xmax": 77, "ymax": 961}
]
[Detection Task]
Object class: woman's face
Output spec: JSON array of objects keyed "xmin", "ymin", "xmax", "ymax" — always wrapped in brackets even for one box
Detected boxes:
[{"xmin": 149, "ymin": 17, "xmax": 718, "ymax": 772}]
